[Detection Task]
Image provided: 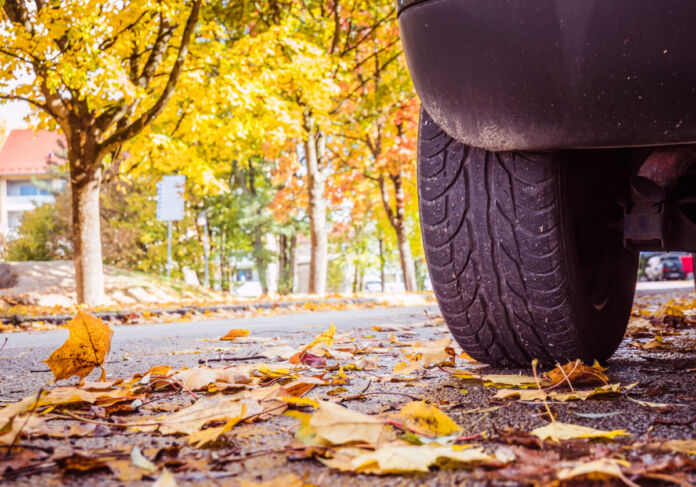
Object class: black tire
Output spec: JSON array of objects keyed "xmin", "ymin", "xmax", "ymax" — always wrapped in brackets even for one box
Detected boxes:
[{"xmin": 418, "ymin": 109, "xmax": 639, "ymax": 366}]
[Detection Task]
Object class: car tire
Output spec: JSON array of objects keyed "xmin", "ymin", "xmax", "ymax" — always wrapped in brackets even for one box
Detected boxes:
[{"xmin": 418, "ymin": 109, "xmax": 639, "ymax": 366}]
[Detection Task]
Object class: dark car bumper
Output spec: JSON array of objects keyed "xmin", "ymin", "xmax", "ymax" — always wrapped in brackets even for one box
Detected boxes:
[{"xmin": 398, "ymin": 0, "xmax": 696, "ymax": 151}]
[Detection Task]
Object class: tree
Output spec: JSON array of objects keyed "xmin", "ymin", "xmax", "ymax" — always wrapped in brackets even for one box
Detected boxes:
[
  {"xmin": 0, "ymin": 0, "xmax": 201, "ymax": 305},
  {"xmin": 330, "ymin": 0, "xmax": 420, "ymax": 291}
]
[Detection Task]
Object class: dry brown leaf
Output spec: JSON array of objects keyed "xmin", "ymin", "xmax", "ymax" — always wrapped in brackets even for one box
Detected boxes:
[
  {"xmin": 172, "ymin": 367, "xmax": 250, "ymax": 391},
  {"xmin": 240, "ymin": 473, "xmax": 306, "ymax": 487},
  {"xmin": 138, "ymin": 394, "xmax": 250, "ymax": 436},
  {"xmin": 44, "ymin": 311, "xmax": 114, "ymax": 381},
  {"xmin": 309, "ymin": 401, "xmax": 391, "ymax": 446},
  {"xmin": 408, "ymin": 337, "xmax": 455, "ymax": 368},
  {"xmin": 546, "ymin": 361, "xmax": 609, "ymax": 388},
  {"xmin": 220, "ymin": 329, "xmax": 250, "ymax": 341}
]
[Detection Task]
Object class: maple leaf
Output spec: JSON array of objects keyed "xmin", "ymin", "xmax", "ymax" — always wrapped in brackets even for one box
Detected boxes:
[{"xmin": 44, "ymin": 311, "xmax": 114, "ymax": 381}]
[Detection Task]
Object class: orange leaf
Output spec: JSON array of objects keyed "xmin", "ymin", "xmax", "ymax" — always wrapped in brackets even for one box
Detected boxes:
[
  {"xmin": 220, "ymin": 329, "xmax": 250, "ymax": 341},
  {"xmin": 44, "ymin": 311, "xmax": 113, "ymax": 381}
]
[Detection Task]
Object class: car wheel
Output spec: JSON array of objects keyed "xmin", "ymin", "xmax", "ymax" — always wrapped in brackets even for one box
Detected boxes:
[{"xmin": 418, "ymin": 109, "xmax": 639, "ymax": 365}]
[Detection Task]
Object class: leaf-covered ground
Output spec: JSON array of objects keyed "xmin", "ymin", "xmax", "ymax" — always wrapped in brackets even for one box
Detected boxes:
[{"xmin": 1, "ymin": 292, "xmax": 696, "ymax": 486}]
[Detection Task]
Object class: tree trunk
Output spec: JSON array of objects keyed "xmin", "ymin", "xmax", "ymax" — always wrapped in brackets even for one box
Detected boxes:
[
  {"xmin": 378, "ymin": 172, "xmax": 417, "ymax": 291},
  {"xmin": 378, "ymin": 237, "xmax": 386, "ymax": 292},
  {"xmin": 253, "ymin": 231, "xmax": 268, "ymax": 294},
  {"xmin": 69, "ymin": 155, "xmax": 105, "ymax": 306},
  {"xmin": 303, "ymin": 111, "xmax": 327, "ymax": 294},
  {"xmin": 278, "ymin": 234, "xmax": 297, "ymax": 295}
]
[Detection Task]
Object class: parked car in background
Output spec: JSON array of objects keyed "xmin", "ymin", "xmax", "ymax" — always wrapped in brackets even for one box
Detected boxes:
[{"xmin": 644, "ymin": 254, "xmax": 687, "ymax": 281}]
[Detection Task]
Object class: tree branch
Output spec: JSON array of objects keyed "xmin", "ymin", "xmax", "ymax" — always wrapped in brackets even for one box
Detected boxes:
[{"xmin": 98, "ymin": 0, "xmax": 201, "ymax": 155}]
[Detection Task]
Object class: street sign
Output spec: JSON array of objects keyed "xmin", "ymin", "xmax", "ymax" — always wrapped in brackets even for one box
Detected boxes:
[{"xmin": 156, "ymin": 175, "xmax": 185, "ymax": 221}]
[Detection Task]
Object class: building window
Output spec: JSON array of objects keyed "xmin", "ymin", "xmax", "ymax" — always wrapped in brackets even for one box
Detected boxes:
[
  {"xmin": 7, "ymin": 211, "xmax": 22, "ymax": 229},
  {"xmin": 7, "ymin": 180, "xmax": 51, "ymax": 197}
]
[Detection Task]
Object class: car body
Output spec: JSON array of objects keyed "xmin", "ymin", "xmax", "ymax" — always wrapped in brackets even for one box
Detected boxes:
[
  {"xmin": 398, "ymin": 0, "xmax": 696, "ymax": 151},
  {"xmin": 644, "ymin": 254, "xmax": 687, "ymax": 280}
]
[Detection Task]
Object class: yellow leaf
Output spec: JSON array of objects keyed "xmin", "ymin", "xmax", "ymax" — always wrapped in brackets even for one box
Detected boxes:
[
  {"xmin": 188, "ymin": 417, "xmax": 240, "ymax": 447},
  {"xmin": 659, "ymin": 439, "xmax": 696, "ymax": 455},
  {"xmin": 304, "ymin": 324, "xmax": 336, "ymax": 350},
  {"xmin": 282, "ymin": 396, "xmax": 320, "ymax": 408},
  {"xmin": 558, "ymin": 458, "xmax": 636, "ymax": 486},
  {"xmin": 531, "ymin": 422, "xmax": 630, "ymax": 442},
  {"xmin": 220, "ymin": 329, "xmax": 250, "ymax": 340},
  {"xmin": 393, "ymin": 360, "xmax": 423, "ymax": 376},
  {"xmin": 308, "ymin": 401, "xmax": 391, "ymax": 446},
  {"xmin": 44, "ymin": 311, "xmax": 113, "ymax": 381},
  {"xmin": 322, "ymin": 443, "xmax": 496, "ymax": 474},
  {"xmin": 494, "ymin": 384, "xmax": 622, "ymax": 402},
  {"xmin": 396, "ymin": 401, "xmax": 462, "ymax": 437}
]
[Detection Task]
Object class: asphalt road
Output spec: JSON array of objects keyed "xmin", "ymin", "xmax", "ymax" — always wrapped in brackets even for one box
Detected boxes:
[
  {"xmin": 2, "ymin": 294, "xmax": 696, "ymax": 485},
  {"xmin": 2, "ymin": 304, "xmax": 441, "ymax": 350}
]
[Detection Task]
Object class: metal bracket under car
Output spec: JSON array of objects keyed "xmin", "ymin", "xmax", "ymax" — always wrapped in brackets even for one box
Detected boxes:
[
  {"xmin": 624, "ymin": 146, "xmax": 696, "ymax": 252},
  {"xmin": 624, "ymin": 199, "xmax": 696, "ymax": 252}
]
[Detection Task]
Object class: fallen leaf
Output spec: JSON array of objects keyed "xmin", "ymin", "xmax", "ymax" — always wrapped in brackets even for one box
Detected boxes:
[
  {"xmin": 659, "ymin": 439, "xmax": 696, "ymax": 455},
  {"xmin": 321, "ymin": 443, "xmax": 497, "ymax": 474},
  {"xmin": 557, "ymin": 458, "xmax": 635, "ymax": 486},
  {"xmin": 138, "ymin": 395, "xmax": 249, "ymax": 436},
  {"xmin": 408, "ymin": 338, "xmax": 455, "ymax": 368},
  {"xmin": 44, "ymin": 311, "xmax": 114, "ymax": 381},
  {"xmin": 153, "ymin": 468, "xmax": 177, "ymax": 487},
  {"xmin": 304, "ymin": 324, "xmax": 336, "ymax": 350},
  {"xmin": 289, "ymin": 351, "xmax": 327, "ymax": 367},
  {"xmin": 531, "ymin": 422, "xmax": 630, "ymax": 442},
  {"xmin": 627, "ymin": 397, "xmax": 680, "ymax": 411},
  {"xmin": 494, "ymin": 384, "xmax": 622, "ymax": 402},
  {"xmin": 220, "ymin": 329, "xmax": 250, "ymax": 341},
  {"xmin": 392, "ymin": 360, "xmax": 423, "ymax": 376},
  {"xmin": 172, "ymin": 367, "xmax": 250, "ymax": 391},
  {"xmin": 546, "ymin": 361, "xmax": 609, "ymax": 388},
  {"xmin": 307, "ymin": 401, "xmax": 391, "ymax": 446},
  {"xmin": 396, "ymin": 401, "xmax": 462, "ymax": 437},
  {"xmin": 240, "ymin": 473, "xmax": 306, "ymax": 487},
  {"xmin": 131, "ymin": 445, "xmax": 156, "ymax": 471},
  {"xmin": 188, "ymin": 417, "xmax": 239, "ymax": 447}
]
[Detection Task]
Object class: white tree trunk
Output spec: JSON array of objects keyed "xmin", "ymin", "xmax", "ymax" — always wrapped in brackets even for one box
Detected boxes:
[{"xmin": 71, "ymin": 168, "xmax": 106, "ymax": 306}]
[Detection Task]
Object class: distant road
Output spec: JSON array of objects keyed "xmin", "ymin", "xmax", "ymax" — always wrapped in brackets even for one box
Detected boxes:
[{"xmin": 635, "ymin": 279, "xmax": 694, "ymax": 296}]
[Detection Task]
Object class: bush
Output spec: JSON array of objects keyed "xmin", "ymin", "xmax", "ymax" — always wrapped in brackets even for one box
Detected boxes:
[{"xmin": 4, "ymin": 201, "xmax": 72, "ymax": 261}]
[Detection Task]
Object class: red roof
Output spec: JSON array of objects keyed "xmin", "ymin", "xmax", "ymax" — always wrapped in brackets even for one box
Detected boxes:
[{"xmin": 0, "ymin": 129, "xmax": 64, "ymax": 176}]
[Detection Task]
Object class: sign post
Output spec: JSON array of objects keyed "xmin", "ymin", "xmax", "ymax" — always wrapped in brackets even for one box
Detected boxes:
[
  {"xmin": 197, "ymin": 209, "xmax": 210, "ymax": 287},
  {"xmin": 156, "ymin": 175, "xmax": 186, "ymax": 279}
]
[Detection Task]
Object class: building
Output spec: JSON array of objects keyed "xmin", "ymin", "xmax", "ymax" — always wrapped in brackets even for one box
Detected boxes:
[{"xmin": 0, "ymin": 130, "xmax": 64, "ymax": 236}]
